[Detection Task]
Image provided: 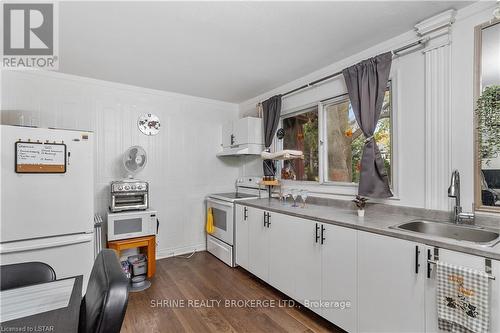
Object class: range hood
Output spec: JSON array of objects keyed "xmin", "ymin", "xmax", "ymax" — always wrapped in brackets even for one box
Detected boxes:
[{"xmin": 216, "ymin": 144, "xmax": 264, "ymax": 157}]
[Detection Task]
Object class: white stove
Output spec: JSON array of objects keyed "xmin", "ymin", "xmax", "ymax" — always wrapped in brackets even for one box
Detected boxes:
[{"xmin": 206, "ymin": 177, "xmax": 266, "ymax": 267}]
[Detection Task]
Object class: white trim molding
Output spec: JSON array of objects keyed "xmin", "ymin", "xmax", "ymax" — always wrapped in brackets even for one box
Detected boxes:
[
  {"xmin": 416, "ymin": 11, "xmax": 455, "ymax": 211},
  {"xmin": 156, "ymin": 243, "xmax": 206, "ymax": 260},
  {"xmin": 415, "ymin": 9, "xmax": 456, "ymax": 40},
  {"xmin": 416, "ymin": 9, "xmax": 456, "ymax": 53}
]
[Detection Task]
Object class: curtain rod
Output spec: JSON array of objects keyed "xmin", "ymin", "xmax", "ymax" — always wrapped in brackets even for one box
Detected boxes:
[{"xmin": 270, "ymin": 37, "xmax": 429, "ymax": 100}]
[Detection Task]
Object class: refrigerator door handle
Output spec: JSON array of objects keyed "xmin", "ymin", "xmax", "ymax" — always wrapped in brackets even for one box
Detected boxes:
[{"xmin": 0, "ymin": 233, "xmax": 93, "ymax": 254}]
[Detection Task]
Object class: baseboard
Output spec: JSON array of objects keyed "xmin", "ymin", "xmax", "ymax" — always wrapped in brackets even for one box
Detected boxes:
[{"xmin": 156, "ymin": 243, "xmax": 206, "ymax": 260}]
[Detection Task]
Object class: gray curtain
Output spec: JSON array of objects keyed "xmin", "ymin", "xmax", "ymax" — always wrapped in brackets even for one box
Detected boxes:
[
  {"xmin": 262, "ymin": 95, "xmax": 282, "ymax": 176},
  {"xmin": 342, "ymin": 52, "xmax": 393, "ymax": 198}
]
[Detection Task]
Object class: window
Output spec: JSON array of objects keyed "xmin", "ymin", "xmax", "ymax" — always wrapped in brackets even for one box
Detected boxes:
[
  {"xmin": 280, "ymin": 86, "xmax": 392, "ymax": 186},
  {"xmin": 281, "ymin": 106, "xmax": 319, "ymax": 181}
]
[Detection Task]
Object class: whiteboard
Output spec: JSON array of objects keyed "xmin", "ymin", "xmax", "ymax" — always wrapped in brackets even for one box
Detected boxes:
[{"xmin": 15, "ymin": 142, "xmax": 66, "ymax": 173}]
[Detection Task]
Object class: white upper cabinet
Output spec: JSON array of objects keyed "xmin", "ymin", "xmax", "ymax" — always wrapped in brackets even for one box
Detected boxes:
[
  {"xmin": 233, "ymin": 117, "xmax": 263, "ymax": 145},
  {"xmin": 357, "ymin": 231, "xmax": 426, "ymax": 333},
  {"xmin": 218, "ymin": 117, "xmax": 264, "ymax": 156},
  {"xmin": 222, "ymin": 121, "xmax": 234, "ymax": 148}
]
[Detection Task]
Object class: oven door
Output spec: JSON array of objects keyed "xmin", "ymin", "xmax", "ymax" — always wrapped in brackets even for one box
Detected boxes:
[
  {"xmin": 111, "ymin": 192, "xmax": 148, "ymax": 212},
  {"xmin": 206, "ymin": 197, "xmax": 234, "ymax": 245}
]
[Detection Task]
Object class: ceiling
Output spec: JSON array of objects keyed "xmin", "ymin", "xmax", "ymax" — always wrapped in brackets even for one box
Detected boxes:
[{"xmin": 59, "ymin": 1, "xmax": 473, "ymax": 103}]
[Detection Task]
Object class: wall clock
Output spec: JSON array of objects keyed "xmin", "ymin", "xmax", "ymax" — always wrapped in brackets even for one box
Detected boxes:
[{"xmin": 137, "ymin": 113, "xmax": 161, "ymax": 136}]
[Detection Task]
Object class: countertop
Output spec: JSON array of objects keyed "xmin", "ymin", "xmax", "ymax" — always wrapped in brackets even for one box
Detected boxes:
[{"xmin": 237, "ymin": 198, "xmax": 500, "ymax": 261}]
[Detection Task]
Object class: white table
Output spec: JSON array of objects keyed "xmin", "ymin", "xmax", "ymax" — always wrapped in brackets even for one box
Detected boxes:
[{"xmin": 0, "ymin": 276, "xmax": 82, "ymax": 332}]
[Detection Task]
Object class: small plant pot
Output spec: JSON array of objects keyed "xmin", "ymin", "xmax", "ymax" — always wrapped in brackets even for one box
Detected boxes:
[{"xmin": 357, "ymin": 209, "xmax": 365, "ymax": 217}]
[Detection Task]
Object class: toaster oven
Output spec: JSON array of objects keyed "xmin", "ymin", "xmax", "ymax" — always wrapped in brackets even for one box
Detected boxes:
[
  {"xmin": 107, "ymin": 210, "xmax": 157, "ymax": 241},
  {"xmin": 110, "ymin": 180, "xmax": 148, "ymax": 212}
]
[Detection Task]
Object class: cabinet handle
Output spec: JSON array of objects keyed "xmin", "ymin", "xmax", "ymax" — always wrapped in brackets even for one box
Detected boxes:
[
  {"xmin": 267, "ymin": 213, "xmax": 271, "ymax": 227},
  {"xmin": 244, "ymin": 207, "xmax": 248, "ymax": 221},
  {"xmin": 230, "ymin": 134, "xmax": 235, "ymax": 145},
  {"xmin": 315, "ymin": 223, "xmax": 320, "ymax": 243},
  {"xmin": 427, "ymin": 249, "xmax": 432, "ymax": 279},
  {"xmin": 415, "ymin": 246, "xmax": 421, "ymax": 274},
  {"xmin": 320, "ymin": 225, "xmax": 325, "ymax": 244},
  {"xmin": 263, "ymin": 212, "xmax": 267, "ymax": 227}
]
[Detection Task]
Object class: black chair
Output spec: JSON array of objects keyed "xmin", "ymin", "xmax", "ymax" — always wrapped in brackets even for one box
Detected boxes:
[
  {"xmin": 0, "ymin": 262, "xmax": 56, "ymax": 291},
  {"xmin": 79, "ymin": 249, "xmax": 129, "ymax": 333},
  {"xmin": 481, "ymin": 170, "xmax": 500, "ymax": 206}
]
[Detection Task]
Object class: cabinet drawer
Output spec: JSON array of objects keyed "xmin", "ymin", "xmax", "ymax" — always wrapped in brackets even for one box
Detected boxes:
[{"xmin": 207, "ymin": 235, "xmax": 233, "ymax": 267}]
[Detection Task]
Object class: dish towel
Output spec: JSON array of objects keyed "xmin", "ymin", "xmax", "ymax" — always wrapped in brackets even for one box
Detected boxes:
[
  {"xmin": 206, "ymin": 208, "xmax": 214, "ymax": 234},
  {"xmin": 437, "ymin": 261, "xmax": 490, "ymax": 333}
]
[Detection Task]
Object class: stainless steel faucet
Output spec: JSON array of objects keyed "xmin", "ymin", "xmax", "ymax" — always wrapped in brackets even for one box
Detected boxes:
[{"xmin": 448, "ymin": 170, "xmax": 475, "ymax": 224}]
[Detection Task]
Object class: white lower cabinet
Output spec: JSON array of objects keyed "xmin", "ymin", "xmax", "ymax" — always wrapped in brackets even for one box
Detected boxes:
[
  {"xmin": 322, "ymin": 223, "xmax": 357, "ymax": 333},
  {"xmin": 247, "ymin": 207, "xmax": 269, "ymax": 281},
  {"xmin": 237, "ymin": 205, "xmax": 357, "ymax": 331},
  {"xmin": 357, "ymin": 231, "xmax": 426, "ymax": 333},
  {"xmin": 424, "ymin": 247, "xmax": 500, "ymax": 333},
  {"xmin": 235, "ymin": 205, "xmax": 499, "ymax": 333},
  {"xmin": 292, "ymin": 218, "xmax": 322, "ymax": 312},
  {"xmin": 268, "ymin": 212, "xmax": 297, "ymax": 296},
  {"xmin": 235, "ymin": 205, "xmax": 249, "ymax": 270}
]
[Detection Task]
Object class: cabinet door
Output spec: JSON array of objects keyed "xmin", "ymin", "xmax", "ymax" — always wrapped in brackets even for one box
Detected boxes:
[
  {"xmin": 235, "ymin": 205, "xmax": 249, "ymax": 270},
  {"xmin": 222, "ymin": 121, "xmax": 233, "ymax": 148},
  {"xmin": 293, "ymin": 219, "xmax": 322, "ymax": 312},
  {"xmin": 245, "ymin": 117, "xmax": 263, "ymax": 145},
  {"xmin": 248, "ymin": 207, "xmax": 269, "ymax": 282},
  {"xmin": 425, "ymin": 248, "xmax": 500, "ymax": 333},
  {"xmin": 357, "ymin": 232, "xmax": 425, "ymax": 333},
  {"xmin": 492, "ymin": 259, "xmax": 500, "ymax": 333},
  {"xmin": 233, "ymin": 118, "xmax": 248, "ymax": 146},
  {"xmin": 322, "ymin": 223, "xmax": 357, "ymax": 333},
  {"xmin": 268, "ymin": 213, "xmax": 298, "ymax": 297}
]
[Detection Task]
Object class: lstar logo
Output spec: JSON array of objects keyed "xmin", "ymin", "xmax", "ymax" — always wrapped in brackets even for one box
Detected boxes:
[{"xmin": 2, "ymin": 2, "xmax": 58, "ymax": 69}]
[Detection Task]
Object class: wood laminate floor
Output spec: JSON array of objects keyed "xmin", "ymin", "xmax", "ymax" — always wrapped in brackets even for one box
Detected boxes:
[{"xmin": 122, "ymin": 251, "xmax": 343, "ymax": 333}]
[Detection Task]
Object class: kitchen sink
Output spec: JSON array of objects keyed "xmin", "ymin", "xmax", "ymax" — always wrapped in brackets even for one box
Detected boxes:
[{"xmin": 391, "ymin": 219, "xmax": 500, "ymax": 246}]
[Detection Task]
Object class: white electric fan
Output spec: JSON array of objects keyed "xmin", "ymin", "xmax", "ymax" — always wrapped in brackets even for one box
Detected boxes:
[{"xmin": 123, "ymin": 145, "xmax": 147, "ymax": 179}]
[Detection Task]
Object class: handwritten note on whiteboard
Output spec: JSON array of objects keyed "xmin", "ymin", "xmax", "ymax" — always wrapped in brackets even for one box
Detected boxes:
[{"xmin": 15, "ymin": 142, "xmax": 66, "ymax": 173}]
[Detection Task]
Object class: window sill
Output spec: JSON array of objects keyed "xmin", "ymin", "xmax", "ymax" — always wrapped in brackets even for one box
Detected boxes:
[{"xmin": 279, "ymin": 179, "xmax": 400, "ymax": 202}]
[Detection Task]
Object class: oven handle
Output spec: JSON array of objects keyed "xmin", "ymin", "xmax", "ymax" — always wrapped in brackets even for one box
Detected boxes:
[{"xmin": 207, "ymin": 197, "xmax": 234, "ymax": 208}]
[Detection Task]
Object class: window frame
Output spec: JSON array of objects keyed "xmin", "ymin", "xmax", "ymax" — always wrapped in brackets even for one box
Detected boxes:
[
  {"xmin": 277, "ymin": 81, "xmax": 397, "ymax": 195},
  {"xmin": 280, "ymin": 104, "xmax": 320, "ymax": 182}
]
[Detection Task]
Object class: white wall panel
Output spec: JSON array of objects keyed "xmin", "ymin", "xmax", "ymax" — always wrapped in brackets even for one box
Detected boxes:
[{"xmin": 1, "ymin": 70, "xmax": 240, "ymax": 258}]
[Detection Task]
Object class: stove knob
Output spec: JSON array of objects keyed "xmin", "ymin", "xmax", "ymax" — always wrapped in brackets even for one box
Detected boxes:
[
  {"xmin": 137, "ymin": 185, "xmax": 142, "ymax": 190},
  {"xmin": 125, "ymin": 186, "xmax": 130, "ymax": 190},
  {"xmin": 118, "ymin": 186, "xmax": 123, "ymax": 191},
  {"xmin": 131, "ymin": 185, "xmax": 136, "ymax": 190}
]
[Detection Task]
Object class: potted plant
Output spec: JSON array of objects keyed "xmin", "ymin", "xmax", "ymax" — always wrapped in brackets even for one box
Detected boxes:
[{"xmin": 352, "ymin": 195, "xmax": 368, "ymax": 217}]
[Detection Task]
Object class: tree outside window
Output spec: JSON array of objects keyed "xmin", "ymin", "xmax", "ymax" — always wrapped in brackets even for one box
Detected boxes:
[
  {"xmin": 280, "ymin": 87, "xmax": 392, "ymax": 186},
  {"xmin": 281, "ymin": 108, "xmax": 319, "ymax": 181}
]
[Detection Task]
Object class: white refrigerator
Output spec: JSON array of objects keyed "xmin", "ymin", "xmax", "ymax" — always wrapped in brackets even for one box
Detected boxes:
[{"xmin": 0, "ymin": 125, "xmax": 95, "ymax": 289}]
